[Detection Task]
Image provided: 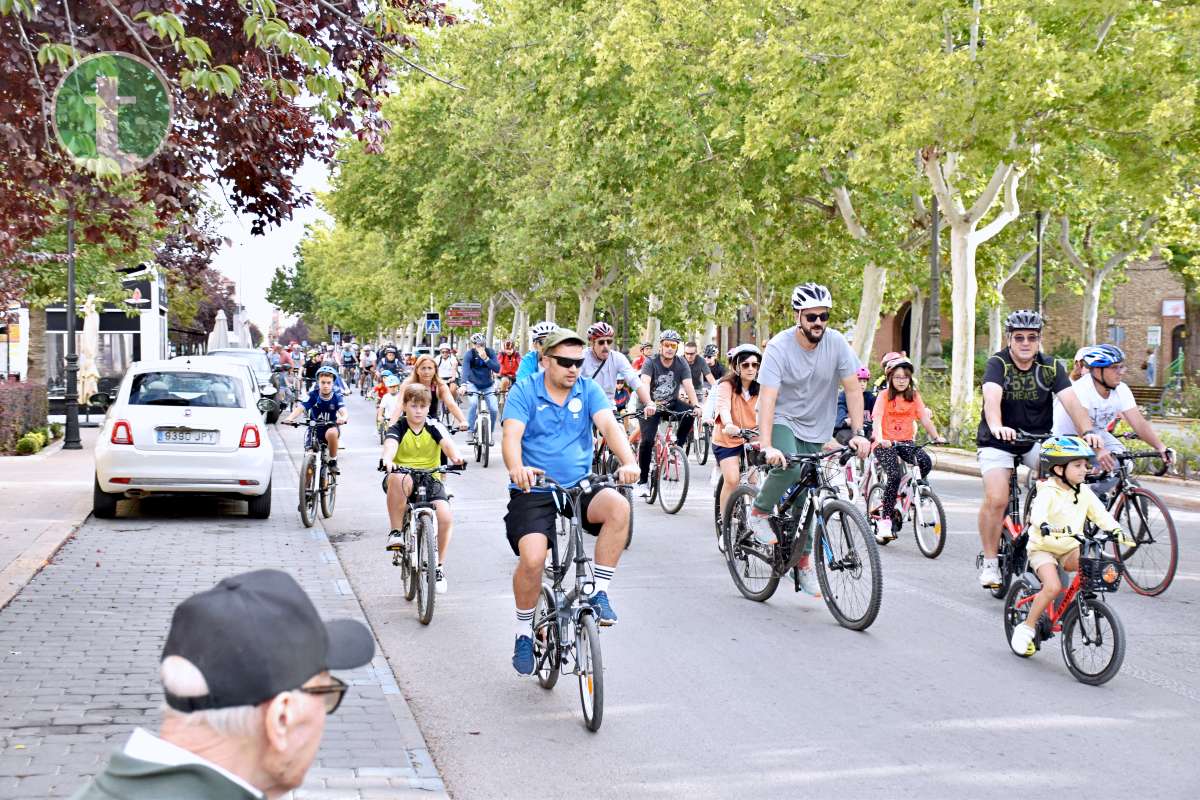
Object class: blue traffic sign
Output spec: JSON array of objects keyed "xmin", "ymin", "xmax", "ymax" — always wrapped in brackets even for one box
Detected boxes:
[{"xmin": 425, "ymin": 317, "xmax": 441, "ymax": 334}]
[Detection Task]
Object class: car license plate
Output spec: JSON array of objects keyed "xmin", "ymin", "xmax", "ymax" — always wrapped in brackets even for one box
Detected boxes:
[{"xmin": 156, "ymin": 428, "xmax": 218, "ymax": 445}]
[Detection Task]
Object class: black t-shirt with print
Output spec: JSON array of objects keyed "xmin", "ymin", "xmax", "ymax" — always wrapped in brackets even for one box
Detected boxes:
[
  {"xmin": 641, "ymin": 356, "xmax": 692, "ymax": 404},
  {"xmin": 976, "ymin": 349, "xmax": 1071, "ymax": 453}
]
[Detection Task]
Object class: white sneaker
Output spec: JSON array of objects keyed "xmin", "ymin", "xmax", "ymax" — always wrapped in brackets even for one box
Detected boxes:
[
  {"xmin": 435, "ymin": 566, "xmax": 447, "ymax": 594},
  {"xmin": 978, "ymin": 562, "xmax": 1002, "ymax": 588},
  {"xmin": 1010, "ymin": 622, "xmax": 1036, "ymax": 656},
  {"xmin": 636, "ymin": 481, "xmax": 651, "ymax": 498},
  {"xmin": 798, "ymin": 567, "xmax": 822, "ymax": 597},
  {"xmin": 748, "ymin": 513, "xmax": 777, "ymax": 546}
]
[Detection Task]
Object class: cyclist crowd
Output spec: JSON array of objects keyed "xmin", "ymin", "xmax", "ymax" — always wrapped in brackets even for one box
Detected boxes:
[{"xmin": 274, "ymin": 279, "xmax": 1174, "ymax": 679}]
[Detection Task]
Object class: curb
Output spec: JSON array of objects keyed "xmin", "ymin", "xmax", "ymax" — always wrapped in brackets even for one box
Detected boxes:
[
  {"xmin": 931, "ymin": 448, "xmax": 1200, "ymax": 513},
  {"xmin": 273, "ymin": 423, "xmax": 449, "ymax": 797}
]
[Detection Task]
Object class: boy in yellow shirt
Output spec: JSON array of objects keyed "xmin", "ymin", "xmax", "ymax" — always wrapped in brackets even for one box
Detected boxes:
[{"xmin": 1010, "ymin": 435, "xmax": 1125, "ymax": 656}]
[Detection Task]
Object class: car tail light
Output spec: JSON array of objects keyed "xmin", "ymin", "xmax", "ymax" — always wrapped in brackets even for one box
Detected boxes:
[
  {"xmin": 240, "ymin": 424, "xmax": 261, "ymax": 448},
  {"xmin": 111, "ymin": 420, "xmax": 134, "ymax": 445},
  {"xmin": 238, "ymin": 479, "xmax": 260, "ymax": 486},
  {"xmin": 110, "ymin": 477, "xmax": 131, "ymax": 484}
]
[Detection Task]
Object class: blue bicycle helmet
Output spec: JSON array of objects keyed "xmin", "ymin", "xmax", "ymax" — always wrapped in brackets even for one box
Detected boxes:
[
  {"xmin": 1081, "ymin": 344, "xmax": 1125, "ymax": 368},
  {"xmin": 315, "ymin": 365, "xmax": 338, "ymax": 378}
]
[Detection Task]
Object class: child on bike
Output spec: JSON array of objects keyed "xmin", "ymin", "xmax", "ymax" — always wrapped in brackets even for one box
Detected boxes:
[
  {"xmin": 871, "ymin": 355, "xmax": 944, "ymax": 542},
  {"xmin": 377, "ymin": 374, "xmax": 402, "ymax": 429},
  {"xmin": 380, "ymin": 383, "xmax": 464, "ymax": 595},
  {"xmin": 284, "ymin": 366, "xmax": 347, "ymax": 474},
  {"xmin": 1010, "ymin": 435, "xmax": 1126, "ymax": 656}
]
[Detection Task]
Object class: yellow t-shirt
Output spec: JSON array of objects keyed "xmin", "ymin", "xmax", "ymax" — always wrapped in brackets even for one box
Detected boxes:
[
  {"xmin": 1026, "ymin": 480, "xmax": 1120, "ymax": 556},
  {"xmin": 385, "ymin": 419, "xmax": 447, "ymax": 475}
]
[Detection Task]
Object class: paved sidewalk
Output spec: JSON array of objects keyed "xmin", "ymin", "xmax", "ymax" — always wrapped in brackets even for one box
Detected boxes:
[
  {"xmin": 0, "ymin": 425, "xmax": 447, "ymax": 799},
  {"xmin": 931, "ymin": 446, "xmax": 1200, "ymax": 512},
  {"xmin": 0, "ymin": 429, "xmax": 97, "ymax": 610}
]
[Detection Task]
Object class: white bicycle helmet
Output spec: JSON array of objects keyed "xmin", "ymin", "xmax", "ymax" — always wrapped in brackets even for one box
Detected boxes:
[
  {"xmin": 470, "ymin": 333, "xmax": 486, "ymax": 346},
  {"xmin": 727, "ymin": 343, "xmax": 762, "ymax": 364},
  {"xmin": 791, "ymin": 282, "xmax": 833, "ymax": 311},
  {"xmin": 530, "ymin": 321, "xmax": 557, "ymax": 343},
  {"xmin": 659, "ymin": 329, "xmax": 682, "ymax": 343}
]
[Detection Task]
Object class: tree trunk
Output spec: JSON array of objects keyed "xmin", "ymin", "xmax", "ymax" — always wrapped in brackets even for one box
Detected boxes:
[
  {"xmin": 644, "ymin": 293, "xmax": 661, "ymax": 345},
  {"xmin": 754, "ymin": 276, "xmax": 767, "ymax": 344},
  {"xmin": 485, "ymin": 294, "xmax": 497, "ymax": 343},
  {"xmin": 1184, "ymin": 272, "xmax": 1200, "ymax": 380},
  {"xmin": 702, "ymin": 250, "xmax": 722, "ymax": 345},
  {"xmin": 575, "ymin": 265, "xmax": 619, "ymax": 334},
  {"xmin": 988, "ymin": 304, "xmax": 1004, "ymax": 354},
  {"xmin": 26, "ymin": 302, "xmax": 46, "ymax": 387},
  {"xmin": 853, "ymin": 262, "xmax": 887, "ymax": 365},
  {"xmin": 910, "ymin": 286, "xmax": 925, "ymax": 382},
  {"xmin": 1081, "ymin": 270, "xmax": 1103, "ymax": 346},
  {"xmin": 544, "ymin": 301, "xmax": 556, "ymax": 326},
  {"xmin": 947, "ymin": 225, "xmax": 979, "ymax": 436}
]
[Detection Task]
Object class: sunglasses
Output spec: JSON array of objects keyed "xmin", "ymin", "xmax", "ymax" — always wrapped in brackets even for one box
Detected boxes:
[
  {"xmin": 595, "ymin": 339, "xmax": 613, "ymax": 346},
  {"xmin": 549, "ymin": 355, "xmax": 585, "ymax": 370},
  {"xmin": 739, "ymin": 361, "xmax": 760, "ymax": 369},
  {"xmin": 299, "ymin": 675, "xmax": 348, "ymax": 714},
  {"xmin": 1011, "ymin": 334, "xmax": 1040, "ymax": 344},
  {"xmin": 803, "ymin": 313, "xmax": 830, "ymax": 323}
]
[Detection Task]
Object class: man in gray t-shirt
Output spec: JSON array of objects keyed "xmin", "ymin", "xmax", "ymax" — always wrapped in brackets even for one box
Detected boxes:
[{"xmin": 747, "ymin": 284, "xmax": 871, "ymax": 591}]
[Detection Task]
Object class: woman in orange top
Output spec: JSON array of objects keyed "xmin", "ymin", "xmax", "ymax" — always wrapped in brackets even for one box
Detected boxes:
[
  {"xmin": 871, "ymin": 356, "xmax": 945, "ymax": 541},
  {"xmin": 712, "ymin": 345, "xmax": 762, "ymax": 525}
]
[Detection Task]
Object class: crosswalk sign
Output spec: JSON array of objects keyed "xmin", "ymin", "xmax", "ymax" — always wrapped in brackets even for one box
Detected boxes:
[{"xmin": 424, "ymin": 316, "xmax": 441, "ymax": 334}]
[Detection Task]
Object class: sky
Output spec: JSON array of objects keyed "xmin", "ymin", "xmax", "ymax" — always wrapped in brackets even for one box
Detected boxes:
[{"xmin": 209, "ymin": 158, "xmax": 331, "ymax": 332}]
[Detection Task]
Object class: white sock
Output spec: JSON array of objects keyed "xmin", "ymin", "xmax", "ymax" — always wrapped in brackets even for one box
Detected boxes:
[
  {"xmin": 515, "ymin": 607, "xmax": 534, "ymax": 637},
  {"xmin": 593, "ymin": 565, "xmax": 615, "ymax": 594}
]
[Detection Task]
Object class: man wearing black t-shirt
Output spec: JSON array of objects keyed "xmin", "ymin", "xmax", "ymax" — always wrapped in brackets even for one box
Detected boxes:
[
  {"xmin": 975, "ymin": 310, "xmax": 1100, "ymax": 589},
  {"xmin": 636, "ymin": 330, "xmax": 700, "ymax": 496}
]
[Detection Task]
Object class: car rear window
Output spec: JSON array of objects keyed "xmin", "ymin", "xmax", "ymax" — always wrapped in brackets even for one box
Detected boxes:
[
  {"xmin": 210, "ymin": 350, "xmax": 271, "ymax": 376},
  {"xmin": 128, "ymin": 372, "xmax": 246, "ymax": 408}
]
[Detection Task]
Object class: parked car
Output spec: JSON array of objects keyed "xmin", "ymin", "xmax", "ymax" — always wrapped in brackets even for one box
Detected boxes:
[
  {"xmin": 205, "ymin": 347, "xmax": 282, "ymax": 422},
  {"xmin": 91, "ymin": 358, "xmax": 278, "ymax": 519}
]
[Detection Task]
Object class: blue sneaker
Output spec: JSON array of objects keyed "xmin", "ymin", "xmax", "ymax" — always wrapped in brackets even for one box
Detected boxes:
[
  {"xmin": 588, "ymin": 591, "xmax": 618, "ymax": 626},
  {"xmin": 512, "ymin": 635, "xmax": 534, "ymax": 675}
]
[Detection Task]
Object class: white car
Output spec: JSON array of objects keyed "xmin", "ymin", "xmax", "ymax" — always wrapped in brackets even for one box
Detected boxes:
[{"xmin": 92, "ymin": 358, "xmax": 277, "ymax": 519}]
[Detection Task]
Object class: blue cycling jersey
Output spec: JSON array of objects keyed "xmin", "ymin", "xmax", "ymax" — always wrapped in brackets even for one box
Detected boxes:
[{"xmin": 302, "ymin": 388, "xmax": 344, "ymax": 426}]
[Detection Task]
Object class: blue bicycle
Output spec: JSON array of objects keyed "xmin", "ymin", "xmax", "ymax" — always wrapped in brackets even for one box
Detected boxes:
[{"xmin": 722, "ymin": 445, "xmax": 882, "ymax": 630}]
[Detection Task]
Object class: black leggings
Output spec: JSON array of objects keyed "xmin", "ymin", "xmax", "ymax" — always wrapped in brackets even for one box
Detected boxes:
[
  {"xmin": 875, "ymin": 442, "xmax": 931, "ymax": 517},
  {"xmin": 638, "ymin": 401, "xmax": 694, "ymax": 483}
]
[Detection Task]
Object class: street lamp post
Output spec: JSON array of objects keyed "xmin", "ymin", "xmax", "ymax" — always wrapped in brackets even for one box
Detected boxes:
[
  {"xmin": 63, "ymin": 202, "xmax": 82, "ymax": 450},
  {"xmin": 1034, "ymin": 209, "xmax": 1045, "ymax": 317},
  {"xmin": 924, "ymin": 194, "xmax": 946, "ymax": 372}
]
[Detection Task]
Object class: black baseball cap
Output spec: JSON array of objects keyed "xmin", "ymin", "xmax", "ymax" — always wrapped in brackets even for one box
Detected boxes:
[{"xmin": 162, "ymin": 569, "xmax": 375, "ymax": 712}]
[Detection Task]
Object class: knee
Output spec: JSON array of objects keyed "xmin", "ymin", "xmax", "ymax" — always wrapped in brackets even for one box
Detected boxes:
[{"xmin": 1041, "ymin": 575, "xmax": 1062, "ymax": 596}]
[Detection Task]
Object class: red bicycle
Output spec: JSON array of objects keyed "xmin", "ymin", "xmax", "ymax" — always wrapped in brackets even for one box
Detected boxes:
[
  {"xmin": 1003, "ymin": 525, "xmax": 1127, "ymax": 685},
  {"xmin": 640, "ymin": 409, "xmax": 691, "ymax": 514}
]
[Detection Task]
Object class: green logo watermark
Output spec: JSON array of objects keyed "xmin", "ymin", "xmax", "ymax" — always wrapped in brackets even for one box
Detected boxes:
[{"xmin": 52, "ymin": 52, "xmax": 173, "ymax": 176}]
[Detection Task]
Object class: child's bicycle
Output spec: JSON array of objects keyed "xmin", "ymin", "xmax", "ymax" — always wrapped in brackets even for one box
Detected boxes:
[
  {"xmin": 285, "ymin": 418, "xmax": 342, "ymax": 528},
  {"xmin": 1003, "ymin": 524, "xmax": 1128, "ymax": 685},
  {"xmin": 864, "ymin": 440, "xmax": 947, "ymax": 558}
]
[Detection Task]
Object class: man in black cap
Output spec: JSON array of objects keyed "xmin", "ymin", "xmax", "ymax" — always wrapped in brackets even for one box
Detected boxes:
[{"xmin": 71, "ymin": 569, "xmax": 375, "ymax": 800}]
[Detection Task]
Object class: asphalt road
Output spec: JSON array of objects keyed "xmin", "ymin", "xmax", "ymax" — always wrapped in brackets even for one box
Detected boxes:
[{"xmin": 304, "ymin": 391, "xmax": 1200, "ymax": 800}]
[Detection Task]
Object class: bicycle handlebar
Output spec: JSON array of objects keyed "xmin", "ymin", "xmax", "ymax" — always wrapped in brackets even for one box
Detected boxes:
[
  {"xmin": 284, "ymin": 418, "xmax": 348, "ymax": 428},
  {"xmin": 533, "ymin": 472, "xmax": 626, "ymax": 495},
  {"xmin": 379, "ymin": 462, "xmax": 466, "ymax": 475}
]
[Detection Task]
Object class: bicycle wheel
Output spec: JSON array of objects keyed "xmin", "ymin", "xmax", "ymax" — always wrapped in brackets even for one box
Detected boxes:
[
  {"xmin": 299, "ymin": 452, "xmax": 318, "ymax": 528},
  {"xmin": 621, "ymin": 486, "xmax": 634, "ymax": 549},
  {"xmin": 1002, "ymin": 577, "xmax": 1038, "ymax": 658},
  {"xmin": 721, "ymin": 485, "xmax": 780, "ymax": 601},
  {"xmin": 712, "ymin": 474, "xmax": 724, "ymax": 541},
  {"xmin": 912, "ymin": 484, "xmax": 947, "ymax": 559},
  {"xmin": 1061, "ymin": 600, "xmax": 1125, "ymax": 685},
  {"xmin": 657, "ymin": 445, "xmax": 689, "ymax": 514},
  {"xmin": 1110, "ymin": 487, "xmax": 1178, "ymax": 596},
  {"xmin": 576, "ymin": 614, "xmax": 604, "ymax": 732},
  {"xmin": 814, "ymin": 498, "xmax": 882, "ymax": 631},
  {"xmin": 481, "ymin": 421, "xmax": 491, "ymax": 468},
  {"xmin": 320, "ymin": 464, "xmax": 336, "ymax": 518},
  {"xmin": 533, "ymin": 586, "xmax": 560, "ymax": 689},
  {"xmin": 416, "ymin": 515, "xmax": 437, "ymax": 625},
  {"xmin": 990, "ymin": 529, "xmax": 1015, "ymax": 599},
  {"xmin": 698, "ymin": 426, "xmax": 710, "ymax": 465},
  {"xmin": 402, "ymin": 524, "xmax": 418, "ymax": 601},
  {"xmin": 865, "ymin": 485, "xmax": 884, "ymax": 542},
  {"xmin": 646, "ymin": 463, "xmax": 659, "ymax": 505}
]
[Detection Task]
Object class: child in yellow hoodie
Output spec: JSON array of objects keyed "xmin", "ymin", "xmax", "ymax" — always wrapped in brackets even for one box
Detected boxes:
[{"xmin": 1010, "ymin": 435, "xmax": 1125, "ymax": 656}]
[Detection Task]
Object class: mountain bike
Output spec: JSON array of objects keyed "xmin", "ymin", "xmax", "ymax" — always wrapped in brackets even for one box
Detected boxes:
[
  {"xmin": 285, "ymin": 418, "xmax": 341, "ymax": 528},
  {"xmin": 533, "ymin": 473, "xmax": 621, "ymax": 732},
  {"xmin": 1003, "ymin": 524, "xmax": 1127, "ymax": 685},
  {"xmin": 865, "ymin": 441, "xmax": 947, "ymax": 558},
  {"xmin": 463, "ymin": 388, "xmax": 495, "ymax": 468},
  {"xmin": 382, "ymin": 463, "xmax": 464, "ymax": 625},
  {"xmin": 712, "ymin": 428, "xmax": 759, "ymax": 554},
  {"xmin": 643, "ymin": 408, "xmax": 692, "ymax": 514},
  {"xmin": 722, "ymin": 445, "xmax": 882, "ymax": 630},
  {"xmin": 980, "ymin": 432, "xmax": 1049, "ymax": 599}
]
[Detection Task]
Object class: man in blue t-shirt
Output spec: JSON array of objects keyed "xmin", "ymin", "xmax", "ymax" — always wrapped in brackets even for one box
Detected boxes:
[
  {"xmin": 459, "ymin": 333, "xmax": 501, "ymax": 444},
  {"xmin": 284, "ymin": 366, "xmax": 348, "ymax": 473},
  {"xmin": 501, "ymin": 329, "xmax": 639, "ymax": 675}
]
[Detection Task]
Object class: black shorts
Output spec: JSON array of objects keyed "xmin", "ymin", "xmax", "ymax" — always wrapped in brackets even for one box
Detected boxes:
[
  {"xmin": 504, "ymin": 488, "xmax": 603, "ymax": 555},
  {"xmin": 381, "ymin": 473, "xmax": 449, "ymax": 503}
]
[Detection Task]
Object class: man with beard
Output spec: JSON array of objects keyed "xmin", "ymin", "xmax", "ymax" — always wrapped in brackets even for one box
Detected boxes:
[{"xmin": 748, "ymin": 283, "xmax": 871, "ymax": 595}]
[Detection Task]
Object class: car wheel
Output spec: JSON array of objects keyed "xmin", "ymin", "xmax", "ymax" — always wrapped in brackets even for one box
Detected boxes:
[
  {"xmin": 247, "ymin": 482, "xmax": 272, "ymax": 519},
  {"xmin": 93, "ymin": 476, "xmax": 119, "ymax": 519}
]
